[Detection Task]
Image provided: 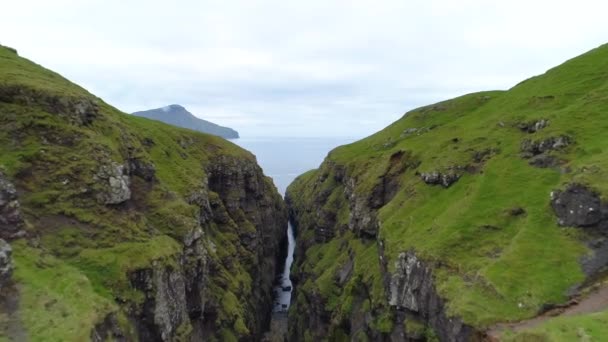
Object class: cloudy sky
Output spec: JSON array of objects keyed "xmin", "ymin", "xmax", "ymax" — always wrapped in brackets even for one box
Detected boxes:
[{"xmin": 2, "ymin": 1, "xmax": 608, "ymax": 138}]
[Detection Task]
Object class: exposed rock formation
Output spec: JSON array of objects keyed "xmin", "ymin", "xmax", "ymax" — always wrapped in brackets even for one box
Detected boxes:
[
  {"xmin": 0, "ymin": 239, "xmax": 12, "ymax": 288},
  {"xmin": 0, "ymin": 172, "xmax": 25, "ymax": 240},
  {"xmin": 389, "ymin": 252, "xmax": 474, "ymax": 342},
  {"xmin": 551, "ymin": 184, "xmax": 608, "ymax": 277},
  {"xmin": 420, "ymin": 170, "xmax": 461, "ymax": 188},
  {"xmin": 518, "ymin": 119, "xmax": 549, "ymax": 133},
  {"xmin": 550, "ymin": 184, "xmax": 607, "ymax": 230},
  {"xmin": 91, "ymin": 313, "xmax": 125, "ymax": 342},
  {"xmin": 94, "ymin": 162, "xmax": 131, "ymax": 205},
  {"xmin": 130, "ymin": 265, "xmax": 190, "ymax": 341},
  {"xmin": 0, "ymin": 45, "xmax": 287, "ymax": 341},
  {"xmin": 521, "ymin": 135, "xmax": 571, "ymax": 158}
]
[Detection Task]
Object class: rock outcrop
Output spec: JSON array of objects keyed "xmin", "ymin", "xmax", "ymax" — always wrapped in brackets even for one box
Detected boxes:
[
  {"xmin": 389, "ymin": 252, "xmax": 474, "ymax": 342},
  {"xmin": 94, "ymin": 162, "xmax": 131, "ymax": 205},
  {"xmin": 0, "ymin": 172, "xmax": 25, "ymax": 240},
  {"xmin": 518, "ymin": 119, "xmax": 549, "ymax": 133},
  {"xmin": 0, "ymin": 45, "xmax": 287, "ymax": 341},
  {"xmin": 419, "ymin": 170, "xmax": 461, "ymax": 188},
  {"xmin": 0, "ymin": 239, "xmax": 12, "ymax": 288},
  {"xmin": 550, "ymin": 184, "xmax": 607, "ymax": 230},
  {"xmin": 520, "ymin": 135, "xmax": 571, "ymax": 158}
]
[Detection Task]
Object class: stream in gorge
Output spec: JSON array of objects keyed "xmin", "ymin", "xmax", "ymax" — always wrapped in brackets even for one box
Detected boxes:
[{"xmin": 236, "ymin": 137, "xmax": 355, "ymax": 337}]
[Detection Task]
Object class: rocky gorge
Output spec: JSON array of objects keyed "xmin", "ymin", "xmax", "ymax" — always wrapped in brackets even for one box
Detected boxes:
[
  {"xmin": 0, "ymin": 45, "xmax": 287, "ymax": 341},
  {"xmin": 2, "ymin": 40, "xmax": 608, "ymax": 342},
  {"xmin": 284, "ymin": 43, "xmax": 608, "ymax": 341}
]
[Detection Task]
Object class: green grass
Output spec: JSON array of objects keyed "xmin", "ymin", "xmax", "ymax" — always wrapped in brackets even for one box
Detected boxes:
[
  {"xmin": 12, "ymin": 241, "xmax": 117, "ymax": 342},
  {"xmin": 0, "ymin": 44, "xmax": 278, "ymax": 340},
  {"xmin": 287, "ymin": 43, "xmax": 608, "ymax": 337}
]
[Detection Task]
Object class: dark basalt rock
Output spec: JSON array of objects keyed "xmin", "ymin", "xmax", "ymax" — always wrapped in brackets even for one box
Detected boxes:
[
  {"xmin": 91, "ymin": 313, "xmax": 125, "ymax": 342},
  {"xmin": 420, "ymin": 170, "xmax": 461, "ymax": 188},
  {"xmin": 335, "ymin": 256, "xmax": 354, "ymax": 287},
  {"xmin": 0, "ymin": 172, "xmax": 25, "ymax": 240},
  {"xmin": 550, "ymin": 184, "xmax": 607, "ymax": 229},
  {"xmin": 128, "ymin": 158, "xmax": 156, "ymax": 182},
  {"xmin": 529, "ymin": 154, "xmax": 560, "ymax": 168},
  {"xmin": 0, "ymin": 239, "xmax": 13, "ymax": 288},
  {"xmin": 94, "ymin": 162, "xmax": 131, "ymax": 205},
  {"xmin": 518, "ymin": 119, "xmax": 549, "ymax": 133},
  {"xmin": 389, "ymin": 251, "xmax": 474, "ymax": 342},
  {"xmin": 551, "ymin": 184, "xmax": 608, "ymax": 278},
  {"xmin": 521, "ymin": 135, "xmax": 571, "ymax": 158},
  {"xmin": 129, "ymin": 266, "xmax": 190, "ymax": 342}
]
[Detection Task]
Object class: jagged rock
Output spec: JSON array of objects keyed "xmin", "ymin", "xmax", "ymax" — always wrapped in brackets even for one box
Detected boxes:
[
  {"xmin": 91, "ymin": 313, "xmax": 125, "ymax": 342},
  {"xmin": 206, "ymin": 154, "xmax": 288, "ymax": 337},
  {"xmin": 521, "ymin": 135, "xmax": 571, "ymax": 158},
  {"xmin": 95, "ymin": 162, "xmax": 131, "ymax": 204},
  {"xmin": 389, "ymin": 251, "xmax": 473, "ymax": 342},
  {"xmin": 0, "ymin": 239, "xmax": 13, "ymax": 288},
  {"xmin": 335, "ymin": 257, "xmax": 354, "ymax": 287},
  {"xmin": 347, "ymin": 178, "xmax": 379, "ymax": 238},
  {"xmin": 129, "ymin": 265, "xmax": 190, "ymax": 342},
  {"xmin": 128, "ymin": 158, "xmax": 156, "ymax": 182},
  {"xmin": 550, "ymin": 184, "xmax": 607, "ymax": 229},
  {"xmin": 518, "ymin": 119, "xmax": 549, "ymax": 133},
  {"xmin": 529, "ymin": 154, "xmax": 559, "ymax": 168},
  {"xmin": 420, "ymin": 170, "xmax": 460, "ymax": 188},
  {"xmin": 0, "ymin": 172, "xmax": 25, "ymax": 240}
]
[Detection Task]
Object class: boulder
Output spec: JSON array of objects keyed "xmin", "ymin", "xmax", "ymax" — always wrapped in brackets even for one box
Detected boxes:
[
  {"xmin": 95, "ymin": 163, "xmax": 131, "ymax": 204},
  {"xmin": 420, "ymin": 171, "xmax": 460, "ymax": 188},
  {"xmin": 518, "ymin": 119, "xmax": 549, "ymax": 133},
  {"xmin": 550, "ymin": 184, "xmax": 607, "ymax": 228}
]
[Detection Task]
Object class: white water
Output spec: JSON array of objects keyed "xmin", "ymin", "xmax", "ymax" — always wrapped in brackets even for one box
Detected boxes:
[
  {"xmin": 272, "ymin": 222, "xmax": 296, "ymax": 312},
  {"xmin": 235, "ymin": 137, "xmax": 356, "ymax": 312}
]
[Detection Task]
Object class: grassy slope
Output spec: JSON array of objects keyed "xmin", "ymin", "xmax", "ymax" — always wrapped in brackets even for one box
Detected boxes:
[
  {"xmin": 0, "ymin": 45, "xmax": 267, "ymax": 340},
  {"xmin": 288, "ymin": 43, "xmax": 608, "ymax": 339}
]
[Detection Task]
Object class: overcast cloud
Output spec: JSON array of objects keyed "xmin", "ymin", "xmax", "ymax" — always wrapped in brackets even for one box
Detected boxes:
[{"xmin": 2, "ymin": 1, "xmax": 608, "ymax": 137}]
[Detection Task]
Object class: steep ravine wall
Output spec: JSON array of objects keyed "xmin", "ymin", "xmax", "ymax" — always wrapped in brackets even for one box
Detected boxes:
[
  {"xmin": 286, "ymin": 159, "xmax": 479, "ymax": 341},
  {"xmin": 0, "ymin": 45, "xmax": 288, "ymax": 341}
]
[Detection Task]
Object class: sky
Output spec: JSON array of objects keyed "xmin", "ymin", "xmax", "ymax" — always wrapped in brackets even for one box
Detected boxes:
[{"xmin": 2, "ymin": 1, "xmax": 608, "ymax": 138}]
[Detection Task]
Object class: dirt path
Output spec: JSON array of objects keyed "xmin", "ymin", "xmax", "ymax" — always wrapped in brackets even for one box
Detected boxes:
[{"xmin": 486, "ymin": 283, "xmax": 608, "ymax": 340}]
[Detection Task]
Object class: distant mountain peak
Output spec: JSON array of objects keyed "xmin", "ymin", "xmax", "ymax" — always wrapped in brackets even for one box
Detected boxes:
[{"xmin": 133, "ymin": 104, "xmax": 239, "ymax": 139}]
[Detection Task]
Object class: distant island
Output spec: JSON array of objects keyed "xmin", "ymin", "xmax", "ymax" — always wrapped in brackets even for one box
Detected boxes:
[{"xmin": 132, "ymin": 104, "xmax": 239, "ymax": 139}]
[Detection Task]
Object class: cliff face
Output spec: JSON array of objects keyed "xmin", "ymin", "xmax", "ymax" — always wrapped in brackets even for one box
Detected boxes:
[
  {"xmin": 286, "ymin": 44, "xmax": 608, "ymax": 341},
  {"xmin": 0, "ymin": 46, "xmax": 286, "ymax": 341}
]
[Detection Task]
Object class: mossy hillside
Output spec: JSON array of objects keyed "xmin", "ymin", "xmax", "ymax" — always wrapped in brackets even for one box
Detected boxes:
[
  {"xmin": 288, "ymin": 43, "xmax": 608, "ymax": 337},
  {"xmin": 11, "ymin": 240, "xmax": 130, "ymax": 342},
  {"xmin": 0, "ymin": 45, "xmax": 279, "ymax": 340}
]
